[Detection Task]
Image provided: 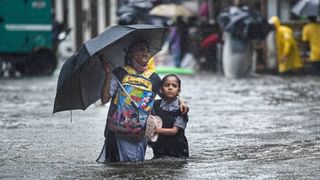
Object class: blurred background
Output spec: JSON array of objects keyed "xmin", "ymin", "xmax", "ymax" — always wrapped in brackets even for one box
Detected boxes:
[{"xmin": 0, "ymin": 0, "xmax": 311, "ymax": 77}]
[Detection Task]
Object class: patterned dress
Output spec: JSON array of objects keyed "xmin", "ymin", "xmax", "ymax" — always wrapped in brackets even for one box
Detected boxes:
[{"xmin": 97, "ymin": 66, "xmax": 160, "ymax": 162}]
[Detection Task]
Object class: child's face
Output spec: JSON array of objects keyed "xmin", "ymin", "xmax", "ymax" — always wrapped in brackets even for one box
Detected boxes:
[{"xmin": 161, "ymin": 76, "xmax": 180, "ymax": 100}]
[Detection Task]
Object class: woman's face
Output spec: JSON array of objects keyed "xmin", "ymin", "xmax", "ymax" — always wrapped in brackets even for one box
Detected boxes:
[{"xmin": 131, "ymin": 43, "xmax": 150, "ymax": 67}]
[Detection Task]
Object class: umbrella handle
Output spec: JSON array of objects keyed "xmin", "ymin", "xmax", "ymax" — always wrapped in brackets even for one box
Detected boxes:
[{"xmin": 99, "ymin": 55, "xmax": 113, "ymax": 73}]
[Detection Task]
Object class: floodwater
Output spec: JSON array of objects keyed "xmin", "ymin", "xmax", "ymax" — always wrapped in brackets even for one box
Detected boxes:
[{"xmin": 1, "ymin": 69, "xmax": 320, "ymax": 179}]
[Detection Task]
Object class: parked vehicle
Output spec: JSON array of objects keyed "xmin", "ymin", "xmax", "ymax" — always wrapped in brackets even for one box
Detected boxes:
[{"xmin": 0, "ymin": 0, "xmax": 68, "ymax": 76}]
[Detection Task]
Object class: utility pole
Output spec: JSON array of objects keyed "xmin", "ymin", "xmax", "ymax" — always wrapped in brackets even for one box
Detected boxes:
[
  {"xmin": 105, "ymin": 0, "xmax": 110, "ymax": 27},
  {"xmin": 90, "ymin": 0, "xmax": 98, "ymax": 38},
  {"xmin": 75, "ymin": 0, "xmax": 83, "ymax": 50},
  {"xmin": 260, "ymin": 0, "xmax": 267, "ymax": 17}
]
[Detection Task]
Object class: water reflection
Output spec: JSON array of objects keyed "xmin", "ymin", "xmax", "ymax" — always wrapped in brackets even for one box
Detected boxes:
[{"xmin": 56, "ymin": 159, "xmax": 188, "ymax": 179}]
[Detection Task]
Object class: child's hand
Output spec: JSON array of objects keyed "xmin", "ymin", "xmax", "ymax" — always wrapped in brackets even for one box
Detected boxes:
[{"xmin": 154, "ymin": 127, "xmax": 159, "ymax": 134}]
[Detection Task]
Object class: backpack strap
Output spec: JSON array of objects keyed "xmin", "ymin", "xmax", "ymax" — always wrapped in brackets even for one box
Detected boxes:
[
  {"xmin": 114, "ymin": 66, "xmax": 160, "ymax": 95},
  {"xmin": 113, "ymin": 67, "xmax": 127, "ymax": 82}
]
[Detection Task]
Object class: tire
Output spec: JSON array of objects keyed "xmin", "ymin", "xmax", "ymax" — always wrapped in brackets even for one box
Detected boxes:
[{"xmin": 25, "ymin": 48, "xmax": 58, "ymax": 76}]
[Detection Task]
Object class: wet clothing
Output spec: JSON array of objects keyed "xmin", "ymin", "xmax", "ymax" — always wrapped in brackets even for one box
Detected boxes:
[
  {"xmin": 147, "ymin": 57, "xmax": 156, "ymax": 72},
  {"xmin": 97, "ymin": 66, "xmax": 161, "ymax": 163},
  {"xmin": 269, "ymin": 16, "xmax": 303, "ymax": 73},
  {"xmin": 158, "ymin": 99, "xmax": 187, "ymax": 129},
  {"xmin": 150, "ymin": 99, "xmax": 189, "ymax": 159},
  {"xmin": 302, "ymin": 22, "xmax": 320, "ymax": 62}
]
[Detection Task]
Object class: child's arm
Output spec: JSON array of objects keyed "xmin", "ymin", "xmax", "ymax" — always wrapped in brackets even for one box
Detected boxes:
[{"xmin": 154, "ymin": 126, "xmax": 179, "ymax": 136}]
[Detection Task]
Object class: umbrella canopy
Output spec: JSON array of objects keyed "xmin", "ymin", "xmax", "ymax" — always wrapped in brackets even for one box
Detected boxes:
[
  {"xmin": 117, "ymin": 0, "xmax": 154, "ymax": 19},
  {"xmin": 292, "ymin": 0, "xmax": 320, "ymax": 17},
  {"xmin": 53, "ymin": 24, "xmax": 167, "ymax": 113},
  {"xmin": 217, "ymin": 6, "xmax": 271, "ymax": 40},
  {"xmin": 85, "ymin": 24, "xmax": 166, "ymax": 68},
  {"xmin": 117, "ymin": 5, "xmax": 145, "ymax": 17},
  {"xmin": 149, "ymin": 3, "xmax": 193, "ymax": 18}
]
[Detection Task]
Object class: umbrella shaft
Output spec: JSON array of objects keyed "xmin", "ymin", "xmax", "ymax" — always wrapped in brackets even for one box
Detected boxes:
[{"xmin": 112, "ymin": 73, "xmax": 139, "ymax": 110}]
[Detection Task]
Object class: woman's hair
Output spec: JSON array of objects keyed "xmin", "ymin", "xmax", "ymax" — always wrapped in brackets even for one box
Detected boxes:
[{"xmin": 124, "ymin": 38, "xmax": 150, "ymax": 65}]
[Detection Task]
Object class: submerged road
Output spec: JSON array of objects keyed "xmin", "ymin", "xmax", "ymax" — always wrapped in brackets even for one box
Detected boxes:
[{"xmin": 1, "ymin": 69, "xmax": 320, "ymax": 179}]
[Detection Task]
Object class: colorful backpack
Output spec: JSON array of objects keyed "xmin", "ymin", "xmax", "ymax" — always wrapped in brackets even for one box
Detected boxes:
[{"xmin": 108, "ymin": 66, "xmax": 155, "ymax": 140}]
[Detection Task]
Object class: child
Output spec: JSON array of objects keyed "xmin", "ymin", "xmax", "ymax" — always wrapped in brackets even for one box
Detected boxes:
[{"xmin": 150, "ymin": 74, "xmax": 189, "ymax": 158}]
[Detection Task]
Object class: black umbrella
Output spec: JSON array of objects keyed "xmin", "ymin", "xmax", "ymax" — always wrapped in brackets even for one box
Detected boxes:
[
  {"xmin": 53, "ymin": 24, "xmax": 167, "ymax": 113},
  {"xmin": 117, "ymin": 5, "xmax": 146, "ymax": 19},
  {"xmin": 292, "ymin": 0, "xmax": 320, "ymax": 17},
  {"xmin": 217, "ymin": 6, "xmax": 271, "ymax": 40},
  {"xmin": 117, "ymin": 0, "xmax": 154, "ymax": 19}
]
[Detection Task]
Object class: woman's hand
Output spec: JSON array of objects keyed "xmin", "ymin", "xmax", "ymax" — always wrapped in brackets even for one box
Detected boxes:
[
  {"xmin": 100, "ymin": 56, "xmax": 112, "ymax": 74},
  {"xmin": 100, "ymin": 56, "xmax": 113, "ymax": 104},
  {"xmin": 179, "ymin": 99, "xmax": 189, "ymax": 115},
  {"xmin": 101, "ymin": 61, "xmax": 112, "ymax": 74}
]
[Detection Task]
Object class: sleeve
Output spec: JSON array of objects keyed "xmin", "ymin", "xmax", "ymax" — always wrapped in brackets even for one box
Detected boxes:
[
  {"xmin": 302, "ymin": 26, "xmax": 309, "ymax": 42},
  {"xmin": 109, "ymin": 76, "xmax": 119, "ymax": 97},
  {"xmin": 282, "ymin": 41, "xmax": 291, "ymax": 57},
  {"xmin": 109, "ymin": 67, "xmax": 126, "ymax": 97},
  {"xmin": 282, "ymin": 32, "xmax": 292, "ymax": 57},
  {"xmin": 174, "ymin": 115, "xmax": 187, "ymax": 129}
]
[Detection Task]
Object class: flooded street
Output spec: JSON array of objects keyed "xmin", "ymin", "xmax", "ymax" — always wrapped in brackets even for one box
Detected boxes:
[{"xmin": 1, "ymin": 69, "xmax": 320, "ymax": 179}]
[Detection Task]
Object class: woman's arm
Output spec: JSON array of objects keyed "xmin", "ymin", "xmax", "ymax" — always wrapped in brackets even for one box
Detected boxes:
[
  {"xmin": 178, "ymin": 98, "xmax": 189, "ymax": 115},
  {"xmin": 101, "ymin": 60, "xmax": 112, "ymax": 104},
  {"xmin": 154, "ymin": 126, "xmax": 179, "ymax": 136}
]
